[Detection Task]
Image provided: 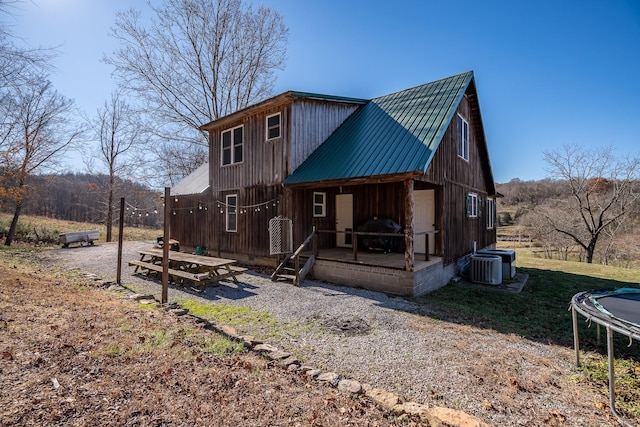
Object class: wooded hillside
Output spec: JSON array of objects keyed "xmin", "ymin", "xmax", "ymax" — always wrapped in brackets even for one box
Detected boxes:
[
  {"xmin": 496, "ymin": 178, "xmax": 640, "ymax": 266},
  {"xmin": 0, "ymin": 173, "xmax": 161, "ymax": 228}
]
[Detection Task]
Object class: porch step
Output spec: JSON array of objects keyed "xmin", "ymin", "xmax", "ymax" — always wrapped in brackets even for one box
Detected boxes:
[{"xmin": 274, "ymin": 274, "xmax": 296, "ymax": 282}]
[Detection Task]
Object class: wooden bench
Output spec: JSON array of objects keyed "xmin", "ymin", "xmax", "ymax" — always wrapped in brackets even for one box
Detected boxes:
[
  {"xmin": 128, "ymin": 260, "xmax": 211, "ymax": 282},
  {"xmin": 212, "ymin": 266, "xmax": 248, "ymax": 284}
]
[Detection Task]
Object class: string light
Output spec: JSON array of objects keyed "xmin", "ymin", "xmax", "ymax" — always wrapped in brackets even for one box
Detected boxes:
[{"xmin": 167, "ymin": 197, "xmax": 280, "ymax": 215}]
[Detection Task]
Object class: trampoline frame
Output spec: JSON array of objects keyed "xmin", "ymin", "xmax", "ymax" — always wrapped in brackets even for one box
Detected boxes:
[{"xmin": 571, "ymin": 289, "xmax": 640, "ymax": 427}]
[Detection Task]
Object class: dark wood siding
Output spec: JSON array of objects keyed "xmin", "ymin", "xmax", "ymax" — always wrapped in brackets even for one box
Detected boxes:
[
  {"xmin": 209, "ymin": 105, "xmax": 291, "ymax": 191},
  {"xmin": 168, "ymin": 193, "xmax": 215, "ymax": 252},
  {"xmin": 420, "ymin": 89, "xmax": 496, "ymax": 263},
  {"xmin": 289, "ymin": 101, "xmax": 361, "ymax": 173},
  {"xmin": 208, "ymin": 98, "xmax": 360, "ymax": 192}
]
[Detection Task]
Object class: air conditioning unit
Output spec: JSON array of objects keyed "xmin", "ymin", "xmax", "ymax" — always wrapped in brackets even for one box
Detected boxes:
[
  {"xmin": 471, "ymin": 254, "xmax": 502, "ymax": 285},
  {"xmin": 477, "ymin": 249, "xmax": 516, "ymax": 279}
]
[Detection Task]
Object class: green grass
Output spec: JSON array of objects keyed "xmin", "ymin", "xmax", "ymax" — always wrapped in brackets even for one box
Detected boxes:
[
  {"xmin": 0, "ymin": 212, "xmax": 161, "ymax": 244},
  {"xmin": 414, "ymin": 249, "xmax": 640, "ymax": 418},
  {"xmin": 178, "ymin": 299, "xmax": 277, "ymax": 331},
  {"xmin": 177, "ymin": 299, "xmax": 319, "ymax": 346}
]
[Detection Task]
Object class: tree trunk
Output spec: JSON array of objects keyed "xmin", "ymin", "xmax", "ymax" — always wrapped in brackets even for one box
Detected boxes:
[
  {"xmin": 106, "ymin": 187, "xmax": 113, "ymax": 242},
  {"xmin": 106, "ymin": 172, "xmax": 115, "ymax": 242},
  {"xmin": 585, "ymin": 239, "xmax": 597, "ymax": 264},
  {"xmin": 5, "ymin": 200, "xmax": 23, "ymax": 246}
]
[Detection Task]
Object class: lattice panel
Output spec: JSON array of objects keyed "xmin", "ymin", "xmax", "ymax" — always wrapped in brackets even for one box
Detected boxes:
[{"xmin": 269, "ymin": 216, "xmax": 293, "ymax": 255}]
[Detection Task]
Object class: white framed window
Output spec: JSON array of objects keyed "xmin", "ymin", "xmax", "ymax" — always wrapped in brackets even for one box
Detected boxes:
[
  {"xmin": 313, "ymin": 192, "xmax": 326, "ymax": 217},
  {"xmin": 466, "ymin": 192, "xmax": 478, "ymax": 218},
  {"xmin": 486, "ymin": 198, "xmax": 495, "ymax": 229},
  {"xmin": 221, "ymin": 125, "xmax": 243, "ymax": 165},
  {"xmin": 226, "ymin": 194, "xmax": 238, "ymax": 232},
  {"xmin": 457, "ymin": 114, "xmax": 469, "ymax": 161},
  {"xmin": 266, "ymin": 112, "xmax": 281, "ymax": 140}
]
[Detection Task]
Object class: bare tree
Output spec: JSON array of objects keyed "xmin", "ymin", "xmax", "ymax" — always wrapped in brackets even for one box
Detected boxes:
[
  {"xmin": 522, "ymin": 204, "xmax": 577, "ymax": 260},
  {"xmin": 88, "ymin": 91, "xmax": 144, "ymax": 242},
  {"xmin": 540, "ymin": 144, "xmax": 640, "ymax": 263},
  {"xmin": 105, "ymin": 0, "xmax": 288, "ymax": 183},
  {"xmin": 0, "ymin": 79, "xmax": 86, "ymax": 246},
  {"xmin": 0, "ymin": 1, "xmax": 55, "ymax": 158}
]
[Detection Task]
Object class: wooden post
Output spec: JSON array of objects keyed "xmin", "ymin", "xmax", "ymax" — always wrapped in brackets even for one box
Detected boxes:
[
  {"xmin": 162, "ymin": 187, "xmax": 170, "ymax": 304},
  {"xmin": 352, "ymin": 230, "xmax": 358, "ymax": 261},
  {"xmin": 116, "ymin": 197, "xmax": 125, "ymax": 284},
  {"xmin": 424, "ymin": 233, "xmax": 429, "ymax": 261},
  {"xmin": 313, "ymin": 230, "xmax": 319, "ymax": 257},
  {"xmin": 404, "ymin": 180, "xmax": 414, "ymax": 271}
]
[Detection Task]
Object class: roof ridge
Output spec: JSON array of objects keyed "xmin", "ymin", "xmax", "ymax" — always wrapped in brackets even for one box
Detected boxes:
[{"xmin": 373, "ymin": 70, "xmax": 474, "ymax": 101}]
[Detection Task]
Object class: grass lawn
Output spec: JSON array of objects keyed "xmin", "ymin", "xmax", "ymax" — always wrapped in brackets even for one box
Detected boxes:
[
  {"xmin": 414, "ymin": 248, "xmax": 640, "ymax": 417},
  {"xmin": 0, "ymin": 213, "xmax": 161, "ymax": 243}
]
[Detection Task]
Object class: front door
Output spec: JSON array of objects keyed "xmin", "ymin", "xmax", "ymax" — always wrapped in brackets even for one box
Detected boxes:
[
  {"xmin": 335, "ymin": 194, "xmax": 353, "ymax": 247},
  {"xmin": 414, "ymin": 189, "xmax": 435, "ymax": 255}
]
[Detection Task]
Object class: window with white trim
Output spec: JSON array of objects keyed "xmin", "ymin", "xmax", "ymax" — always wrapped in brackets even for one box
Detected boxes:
[
  {"xmin": 466, "ymin": 192, "xmax": 478, "ymax": 218},
  {"xmin": 457, "ymin": 114, "xmax": 469, "ymax": 161},
  {"xmin": 266, "ymin": 113, "xmax": 281, "ymax": 140},
  {"xmin": 226, "ymin": 194, "xmax": 238, "ymax": 232},
  {"xmin": 313, "ymin": 192, "xmax": 326, "ymax": 217},
  {"xmin": 221, "ymin": 125, "xmax": 243, "ymax": 165},
  {"xmin": 486, "ymin": 198, "xmax": 495, "ymax": 229}
]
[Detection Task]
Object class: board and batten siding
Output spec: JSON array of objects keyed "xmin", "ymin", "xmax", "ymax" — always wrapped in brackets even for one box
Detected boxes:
[
  {"xmin": 420, "ymin": 91, "xmax": 496, "ymax": 263},
  {"xmin": 289, "ymin": 100, "xmax": 361, "ymax": 174},
  {"xmin": 209, "ymin": 98, "xmax": 360, "ymax": 192},
  {"xmin": 209, "ymin": 104, "xmax": 290, "ymax": 192}
]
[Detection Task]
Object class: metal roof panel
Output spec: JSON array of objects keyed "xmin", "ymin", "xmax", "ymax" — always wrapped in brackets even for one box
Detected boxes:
[{"xmin": 285, "ymin": 71, "xmax": 473, "ymax": 185}]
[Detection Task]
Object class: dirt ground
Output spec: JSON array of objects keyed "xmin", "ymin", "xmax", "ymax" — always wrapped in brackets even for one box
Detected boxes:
[{"xmin": 0, "ymin": 262, "xmax": 421, "ymax": 426}]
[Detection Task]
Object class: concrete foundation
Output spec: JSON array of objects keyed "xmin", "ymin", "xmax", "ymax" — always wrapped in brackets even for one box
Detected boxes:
[{"xmin": 312, "ymin": 258, "xmax": 456, "ymax": 296}]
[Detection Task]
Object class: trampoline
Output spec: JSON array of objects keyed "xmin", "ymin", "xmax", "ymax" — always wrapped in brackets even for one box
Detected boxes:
[{"xmin": 571, "ymin": 288, "xmax": 640, "ymax": 427}]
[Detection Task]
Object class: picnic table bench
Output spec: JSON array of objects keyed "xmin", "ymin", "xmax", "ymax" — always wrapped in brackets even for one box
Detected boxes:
[{"xmin": 128, "ymin": 249, "xmax": 247, "ymax": 290}]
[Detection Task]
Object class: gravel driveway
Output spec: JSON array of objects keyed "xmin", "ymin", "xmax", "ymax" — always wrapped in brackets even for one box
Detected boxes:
[{"xmin": 35, "ymin": 241, "xmax": 613, "ymax": 426}]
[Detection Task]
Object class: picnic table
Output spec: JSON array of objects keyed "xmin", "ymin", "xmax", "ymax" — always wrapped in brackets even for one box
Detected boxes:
[{"xmin": 128, "ymin": 248, "xmax": 247, "ymax": 289}]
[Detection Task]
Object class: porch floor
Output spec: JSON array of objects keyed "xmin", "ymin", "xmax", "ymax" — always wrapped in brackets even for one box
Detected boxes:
[{"xmin": 304, "ymin": 247, "xmax": 442, "ymax": 271}]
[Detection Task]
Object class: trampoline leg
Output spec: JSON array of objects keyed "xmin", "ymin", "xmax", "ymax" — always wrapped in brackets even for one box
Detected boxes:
[
  {"xmin": 572, "ymin": 306, "xmax": 580, "ymax": 366},
  {"xmin": 607, "ymin": 327, "xmax": 617, "ymax": 416}
]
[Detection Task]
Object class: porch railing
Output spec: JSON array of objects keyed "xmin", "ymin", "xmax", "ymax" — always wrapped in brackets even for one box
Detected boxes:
[
  {"xmin": 271, "ymin": 227, "xmax": 316, "ymax": 285},
  {"xmin": 314, "ymin": 229, "xmax": 439, "ymax": 270}
]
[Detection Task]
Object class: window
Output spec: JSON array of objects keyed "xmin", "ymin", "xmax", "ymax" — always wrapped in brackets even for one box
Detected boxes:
[
  {"xmin": 226, "ymin": 194, "xmax": 237, "ymax": 232},
  {"xmin": 486, "ymin": 198, "xmax": 495, "ymax": 229},
  {"xmin": 266, "ymin": 113, "xmax": 281, "ymax": 140},
  {"xmin": 221, "ymin": 125, "xmax": 243, "ymax": 165},
  {"xmin": 313, "ymin": 192, "xmax": 326, "ymax": 217},
  {"xmin": 466, "ymin": 192, "xmax": 478, "ymax": 218},
  {"xmin": 457, "ymin": 114, "xmax": 469, "ymax": 161}
]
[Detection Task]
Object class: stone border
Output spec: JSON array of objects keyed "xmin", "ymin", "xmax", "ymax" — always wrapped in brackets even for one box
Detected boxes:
[{"xmin": 86, "ymin": 273, "xmax": 489, "ymax": 427}]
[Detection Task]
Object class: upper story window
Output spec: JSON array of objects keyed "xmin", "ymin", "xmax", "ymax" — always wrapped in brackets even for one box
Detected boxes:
[
  {"xmin": 266, "ymin": 113, "xmax": 281, "ymax": 140},
  {"xmin": 313, "ymin": 192, "xmax": 326, "ymax": 217},
  {"xmin": 221, "ymin": 125, "xmax": 243, "ymax": 165},
  {"xmin": 457, "ymin": 114, "xmax": 469, "ymax": 161}
]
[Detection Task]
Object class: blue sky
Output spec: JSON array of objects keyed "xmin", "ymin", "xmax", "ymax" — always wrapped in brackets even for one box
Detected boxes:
[{"xmin": 10, "ymin": 0, "xmax": 640, "ymax": 183}]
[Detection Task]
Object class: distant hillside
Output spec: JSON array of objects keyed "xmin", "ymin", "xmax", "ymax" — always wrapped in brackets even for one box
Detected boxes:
[
  {"xmin": 0, "ymin": 173, "xmax": 162, "ymax": 228},
  {"xmin": 496, "ymin": 178, "xmax": 640, "ymax": 267}
]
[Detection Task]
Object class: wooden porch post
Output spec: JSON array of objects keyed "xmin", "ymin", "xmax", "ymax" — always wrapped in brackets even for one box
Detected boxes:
[{"xmin": 404, "ymin": 179, "xmax": 414, "ymax": 271}]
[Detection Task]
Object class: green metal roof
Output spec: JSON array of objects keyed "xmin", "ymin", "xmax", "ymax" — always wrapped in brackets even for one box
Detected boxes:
[{"xmin": 284, "ymin": 71, "xmax": 474, "ymax": 185}]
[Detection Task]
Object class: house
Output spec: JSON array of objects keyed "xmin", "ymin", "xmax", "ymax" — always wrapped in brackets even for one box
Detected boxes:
[{"xmin": 170, "ymin": 71, "xmax": 498, "ymax": 296}]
